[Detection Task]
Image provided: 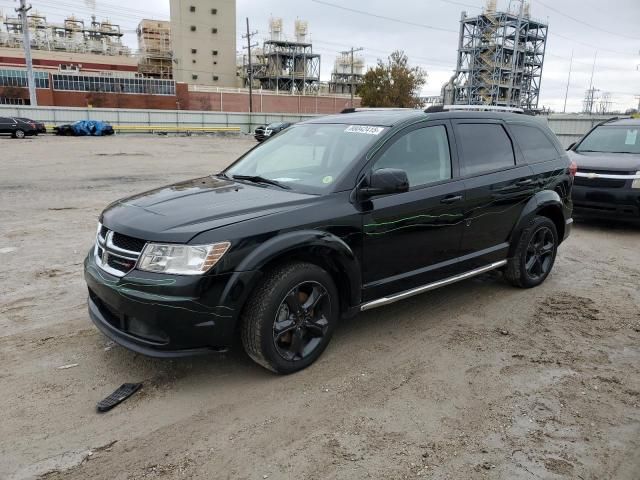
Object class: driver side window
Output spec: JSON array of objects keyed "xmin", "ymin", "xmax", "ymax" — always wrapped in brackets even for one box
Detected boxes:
[{"xmin": 373, "ymin": 125, "xmax": 452, "ymax": 188}]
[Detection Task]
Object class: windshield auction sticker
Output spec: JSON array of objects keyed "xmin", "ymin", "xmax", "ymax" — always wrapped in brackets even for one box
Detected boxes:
[
  {"xmin": 345, "ymin": 125, "xmax": 385, "ymax": 135},
  {"xmin": 625, "ymin": 130, "xmax": 638, "ymax": 145}
]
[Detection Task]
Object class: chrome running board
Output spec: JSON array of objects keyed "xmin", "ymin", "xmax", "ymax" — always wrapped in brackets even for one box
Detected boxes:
[{"xmin": 360, "ymin": 260, "xmax": 508, "ymax": 311}]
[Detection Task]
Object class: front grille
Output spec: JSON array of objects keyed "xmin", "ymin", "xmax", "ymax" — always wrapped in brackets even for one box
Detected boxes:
[
  {"xmin": 112, "ymin": 232, "xmax": 147, "ymax": 252},
  {"xmin": 95, "ymin": 224, "xmax": 146, "ymax": 277},
  {"xmin": 574, "ymin": 177, "xmax": 627, "ymax": 188},
  {"xmin": 575, "ymin": 169, "xmax": 634, "ymax": 189}
]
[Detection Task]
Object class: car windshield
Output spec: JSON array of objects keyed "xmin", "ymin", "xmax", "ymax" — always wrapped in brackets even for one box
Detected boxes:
[
  {"xmin": 577, "ymin": 125, "xmax": 640, "ymax": 154},
  {"xmin": 226, "ymin": 123, "xmax": 387, "ymax": 193}
]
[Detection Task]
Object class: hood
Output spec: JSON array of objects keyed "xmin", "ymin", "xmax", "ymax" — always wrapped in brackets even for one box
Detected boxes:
[
  {"xmin": 101, "ymin": 176, "xmax": 316, "ymax": 243},
  {"xmin": 568, "ymin": 150, "xmax": 640, "ymax": 172}
]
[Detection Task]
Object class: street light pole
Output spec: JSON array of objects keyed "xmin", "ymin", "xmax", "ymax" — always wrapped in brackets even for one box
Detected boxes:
[{"xmin": 16, "ymin": 0, "xmax": 38, "ymax": 106}]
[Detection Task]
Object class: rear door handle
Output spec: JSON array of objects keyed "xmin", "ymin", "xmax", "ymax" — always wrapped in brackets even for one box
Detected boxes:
[
  {"xmin": 516, "ymin": 179, "xmax": 533, "ymax": 186},
  {"xmin": 441, "ymin": 194, "xmax": 463, "ymax": 204}
]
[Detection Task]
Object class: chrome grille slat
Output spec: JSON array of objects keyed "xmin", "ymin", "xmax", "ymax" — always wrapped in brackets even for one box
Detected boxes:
[{"xmin": 94, "ymin": 224, "xmax": 146, "ymax": 277}]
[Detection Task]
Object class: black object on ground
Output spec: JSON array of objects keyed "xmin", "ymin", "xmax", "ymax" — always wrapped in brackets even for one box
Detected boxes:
[{"xmin": 97, "ymin": 383, "xmax": 142, "ymax": 413}]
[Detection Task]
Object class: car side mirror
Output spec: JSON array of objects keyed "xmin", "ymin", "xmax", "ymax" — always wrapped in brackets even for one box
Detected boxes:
[
  {"xmin": 359, "ymin": 168, "xmax": 409, "ymax": 199},
  {"xmin": 567, "ymin": 142, "xmax": 576, "ymax": 151}
]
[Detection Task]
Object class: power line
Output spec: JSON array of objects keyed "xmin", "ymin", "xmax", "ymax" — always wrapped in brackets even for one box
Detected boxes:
[
  {"xmin": 310, "ymin": 0, "xmax": 458, "ymax": 34},
  {"xmin": 535, "ymin": 0, "xmax": 640, "ymax": 41}
]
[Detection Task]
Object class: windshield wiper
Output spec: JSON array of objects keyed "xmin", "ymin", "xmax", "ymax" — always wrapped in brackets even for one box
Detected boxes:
[{"xmin": 231, "ymin": 174, "xmax": 291, "ymax": 189}]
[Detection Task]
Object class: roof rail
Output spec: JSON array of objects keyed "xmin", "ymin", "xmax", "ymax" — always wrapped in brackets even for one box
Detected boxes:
[
  {"xmin": 596, "ymin": 116, "xmax": 628, "ymax": 126},
  {"xmin": 439, "ymin": 105, "xmax": 525, "ymax": 114},
  {"xmin": 340, "ymin": 107, "xmax": 419, "ymax": 114}
]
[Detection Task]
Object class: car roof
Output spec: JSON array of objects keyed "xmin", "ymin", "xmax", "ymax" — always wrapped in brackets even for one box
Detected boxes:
[
  {"xmin": 304, "ymin": 109, "xmax": 544, "ymax": 127},
  {"xmin": 601, "ymin": 118, "xmax": 640, "ymax": 126}
]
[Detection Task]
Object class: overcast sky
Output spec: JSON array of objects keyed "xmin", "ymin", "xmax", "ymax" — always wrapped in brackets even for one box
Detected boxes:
[{"xmin": 1, "ymin": 0, "xmax": 638, "ymax": 112}]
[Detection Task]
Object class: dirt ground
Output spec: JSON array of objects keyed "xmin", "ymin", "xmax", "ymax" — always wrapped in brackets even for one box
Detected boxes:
[{"xmin": 1, "ymin": 134, "xmax": 639, "ymax": 480}]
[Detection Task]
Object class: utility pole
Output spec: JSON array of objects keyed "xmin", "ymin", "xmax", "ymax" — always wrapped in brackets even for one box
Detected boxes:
[
  {"xmin": 16, "ymin": 0, "xmax": 37, "ymax": 106},
  {"xmin": 242, "ymin": 18, "xmax": 258, "ymax": 113},
  {"xmin": 562, "ymin": 49, "xmax": 573, "ymax": 114},
  {"xmin": 341, "ymin": 47, "xmax": 363, "ymax": 108},
  {"xmin": 587, "ymin": 51, "xmax": 598, "ymax": 114}
]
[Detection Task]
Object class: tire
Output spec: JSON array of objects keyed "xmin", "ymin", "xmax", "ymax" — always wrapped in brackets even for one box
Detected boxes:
[
  {"xmin": 13, "ymin": 129, "xmax": 25, "ymax": 139},
  {"xmin": 241, "ymin": 262, "xmax": 339, "ymax": 374},
  {"xmin": 505, "ymin": 215, "xmax": 558, "ymax": 288}
]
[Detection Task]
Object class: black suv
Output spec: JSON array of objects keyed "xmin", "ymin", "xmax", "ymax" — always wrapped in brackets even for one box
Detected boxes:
[
  {"xmin": 84, "ymin": 109, "xmax": 573, "ymax": 373},
  {"xmin": 0, "ymin": 117, "xmax": 38, "ymax": 139},
  {"xmin": 568, "ymin": 117, "xmax": 640, "ymax": 220}
]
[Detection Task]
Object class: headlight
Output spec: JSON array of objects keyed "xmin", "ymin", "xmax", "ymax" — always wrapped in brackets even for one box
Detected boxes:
[
  {"xmin": 632, "ymin": 172, "xmax": 640, "ymax": 189},
  {"xmin": 137, "ymin": 242, "xmax": 231, "ymax": 275}
]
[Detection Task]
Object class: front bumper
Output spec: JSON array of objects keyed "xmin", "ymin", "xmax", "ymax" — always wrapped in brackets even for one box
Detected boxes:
[
  {"xmin": 572, "ymin": 185, "xmax": 640, "ymax": 220},
  {"xmin": 84, "ymin": 251, "xmax": 255, "ymax": 357}
]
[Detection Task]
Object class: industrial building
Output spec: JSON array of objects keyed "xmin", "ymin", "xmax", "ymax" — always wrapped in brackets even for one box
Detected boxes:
[
  {"xmin": 0, "ymin": 10, "xmax": 130, "ymax": 56},
  {"xmin": 249, "ymin": 18, "xmax": 321, "ymax": 94},
  {"xmin": 137, "ymin": 20, "xmax": 172, "ymax": 79},
  {"xmin": 446, "ymin": 0, "xmax": 548, "ymax": 110},
  {"xmin": 169, "ymin": 0, "xmax": 237, "ymax": 87},
  {"xmin": 0, "ymin": 10, "xmax": 136, "ymax": 73},
  {"xmin": 329, "ymin": 51, "xmax": 365, "ymax": 95}
]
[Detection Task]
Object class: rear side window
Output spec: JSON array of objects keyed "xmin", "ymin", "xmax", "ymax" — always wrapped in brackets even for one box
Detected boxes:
[
  {"xmin": 457, "ymin": 123, "xmax": 515, "ymax": 176},
  {"xmin": 510, "ymin": 124, "xmax": 559, "ymax": 163},
  {"xmin": 373, "ymin": 125, "xmax": 452, "ymax": 188}
]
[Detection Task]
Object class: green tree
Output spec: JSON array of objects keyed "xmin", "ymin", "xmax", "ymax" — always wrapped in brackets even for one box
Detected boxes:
[{"xmin": 358, "ymin": 50, "xmax": 427, "ymax": 108}]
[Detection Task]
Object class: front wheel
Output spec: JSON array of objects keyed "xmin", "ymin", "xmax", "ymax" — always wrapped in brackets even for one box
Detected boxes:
[
  {"xmin": 505, "ymin": 216, "xmax": 558, "ymax": 288},
  {"xmin": 13, "ymin": 129, "xmax": 25, "ymax": 139},
  {"xmin": 241, "ymin": 262, "xmax": 339, "ymax": 374}
]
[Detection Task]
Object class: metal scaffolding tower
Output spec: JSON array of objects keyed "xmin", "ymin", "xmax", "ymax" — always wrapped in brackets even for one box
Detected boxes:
[
  {"xmin": 329, "ymin": 50, "xmax": 364, "ymax": 96},
  {"xmin": 452, "ymin": 0, "xmax": 547, "ymax": 110},
  {"xmin": 253, "ymin": 19, "xmax": 321, "ymax": 94},
  {"xmin": 137, "ymin": 20, "xmax": 172, "ymax": 79}
]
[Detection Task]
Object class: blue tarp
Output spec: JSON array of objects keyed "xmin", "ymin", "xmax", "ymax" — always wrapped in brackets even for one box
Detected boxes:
[{"xmin": 71, "ymin": 120, "xmax": 111, "ymax": 136}]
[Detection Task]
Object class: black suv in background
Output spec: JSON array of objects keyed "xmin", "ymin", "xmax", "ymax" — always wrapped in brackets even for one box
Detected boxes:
[
  {"xmin": 254, "ymin": 122, "xmax": 292, "ymax": 142},
  {"xmin": 0, "ymin": 117, "xmax": 38, "ymax": 139},
  {"xmin": 85, "ymin": 109, "xmax": 573, "ymax": 374},
  {"xmin": 568, "ymin": 117, "xmax": 640, "ymax": 220}
]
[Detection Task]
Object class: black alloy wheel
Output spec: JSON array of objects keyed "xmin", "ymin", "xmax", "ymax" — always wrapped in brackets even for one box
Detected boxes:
[
  {"xmin": 272, "ymin": 281, "xmax": 331, "ymax": 361},
  {"xmin": 505, "ymin": 215, "xmax": 558, "ymax": 288},
  {"xmin": 525, "ymin": 226, "xmax": 555, "ymax": 281},
  {"xmin": 241, "ymin": 262, "xmax": 338, "ymax": 374}
]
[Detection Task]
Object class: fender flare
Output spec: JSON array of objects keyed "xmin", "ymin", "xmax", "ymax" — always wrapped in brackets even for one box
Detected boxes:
[
  {"xmin": 508, "ymin": 190, "xmax": 564, "ymax": 258},
  {"xmin": 219, "ymin": 230, "xmax": 362, "ymax": 319}
]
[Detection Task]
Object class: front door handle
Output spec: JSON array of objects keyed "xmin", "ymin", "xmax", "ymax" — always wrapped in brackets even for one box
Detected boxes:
[
  {"xmin": 516, "ymin": 179, "xmax": 533, "ymax": 186},
  {"xmin": 441, "ymin": 194, "xmax": 463, "ymax": 204}
]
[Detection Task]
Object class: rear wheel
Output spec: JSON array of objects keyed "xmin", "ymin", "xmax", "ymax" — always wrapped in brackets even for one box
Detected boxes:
[
  {"xmin": 505, "ymin": 216, "xmax": 558, "ymax": 288},
  {"xmin": 13, "ymin": 129, "xmax": 25, "ymax": 139},
  {"xmin": 241, "ymin": 262, "xmax": 339, "ymax": 374}
]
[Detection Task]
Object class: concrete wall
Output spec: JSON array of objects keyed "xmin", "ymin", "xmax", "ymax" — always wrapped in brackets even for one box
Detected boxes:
[
  {"xmin": 0, "ymin": 105, "xmax": 608, "ymax": 141},
  {"xmin": 0, "ymin": 104, "xmax": 317, "ymax": 133},
  {"xmin": 543, "ymin": 115, "xmax": 611, "ymax": 148}
]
